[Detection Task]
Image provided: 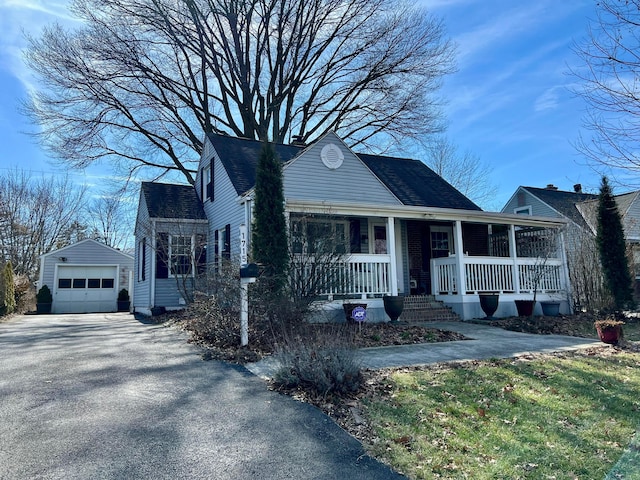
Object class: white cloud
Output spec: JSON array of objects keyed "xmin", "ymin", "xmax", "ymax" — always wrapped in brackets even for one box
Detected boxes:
[
  {"xmin": 534, "ymin": 86, "xmax": 561, "ymax": 112},
  {"xmin": 0, "ymin": 0, "xmax": 78, "ymax": 92}
]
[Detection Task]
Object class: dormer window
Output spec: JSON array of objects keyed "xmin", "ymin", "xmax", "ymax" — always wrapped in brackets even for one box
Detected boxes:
[{"xmin": 202, "ymin": 164, "xmax": 213, "ymax": 201}]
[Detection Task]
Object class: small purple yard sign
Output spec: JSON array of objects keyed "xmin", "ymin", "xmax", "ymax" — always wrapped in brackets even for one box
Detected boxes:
[{"xmin": 351, "ymin": 306, "xmax": 367, "ymax": 322}]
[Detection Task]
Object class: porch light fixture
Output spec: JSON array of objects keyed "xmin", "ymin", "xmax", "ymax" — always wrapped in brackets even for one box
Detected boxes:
[{"xmin": 320, "ymin": 143, "xmax": 344, "ymax": 170}]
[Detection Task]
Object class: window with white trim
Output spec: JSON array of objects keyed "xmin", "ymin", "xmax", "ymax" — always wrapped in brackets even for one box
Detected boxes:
[
  {"xmin": 291, "ymin": 216, "xmax": 348, "ymax": 255},
  {"xmin": 169, "ymin": 235, "xmax": 194, "ymax": 277},
  {"xmin": 514, "ymin": 206, "xmax": 532, "ymax": 215}
]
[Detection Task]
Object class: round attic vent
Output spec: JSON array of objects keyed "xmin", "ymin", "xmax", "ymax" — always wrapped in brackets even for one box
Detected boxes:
[{"xmin": 320, "ymin": 143, "xmax": 344, "ymax": 170}]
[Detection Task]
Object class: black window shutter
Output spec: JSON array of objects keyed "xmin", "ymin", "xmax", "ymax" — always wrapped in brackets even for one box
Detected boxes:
[
  {"xmin": 214, "ymin": 229, "xmax": 219, "ymax": 265},
  {"xmin": 200, "ymin": 171, "xmax": 204, "ymax": 200},
  {"xmin": 223, "ymin": 224, "xmax": 231, "ymax": 259},
  {"xmin": 156, "ymin": 233, "xmax": 169, "ymax": 279}
]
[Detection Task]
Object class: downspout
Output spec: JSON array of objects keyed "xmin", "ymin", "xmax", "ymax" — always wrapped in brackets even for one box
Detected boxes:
[
  {"xmin": 509, "ymin": 225, "xmax": 519, "ymax": 293},
  {"xmin": 151, "ymin": 219, "xmax": 157, "ymax": 309},
  {"xmin": 387, "ymin": 216, "xmax": 398, "ymax": 295},
  {"xmin": 454, "ymin": 220, "xmax": 466, "ymax": 297},
  {"xmin": 559, "ymin": 230, "xmax": 573, "ymax": 313}
]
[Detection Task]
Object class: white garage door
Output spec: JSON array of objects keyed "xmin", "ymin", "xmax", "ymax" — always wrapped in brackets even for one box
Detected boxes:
[{"xmin": 54, "ymin": 266, "xmax": 118, "ymax": 313}]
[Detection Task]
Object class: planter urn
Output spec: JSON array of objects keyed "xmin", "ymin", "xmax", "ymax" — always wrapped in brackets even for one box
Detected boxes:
[
  {"xmin": 36, "ymin": 303, "xmax": 52, "ymax": 314},
  {"xmin": 383, "ymin": 295, "xmax": 405, "ymax": 322},
  {"xmin": 479, "ymin": 293, "xmax": 499, "ymax": 319},
  {"xmin": 595, "ymin": 323, "xmax": 623, "ymax": 345},
  {"xmin": 541, "ymin": 301, "xmax": 561, "ymax": 317},
  {"xmin": 117, "ymin": 300, "xmax": 131, "ymax": 312},
  {"xmin": 515, "ymin": 299, "xmax": 536, "ymax": 317}
]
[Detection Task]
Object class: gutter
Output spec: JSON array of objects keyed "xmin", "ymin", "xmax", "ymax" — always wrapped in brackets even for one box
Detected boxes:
[{"xmin": 284, "ymin": 199, "xmax": 568, "ymax": 228}]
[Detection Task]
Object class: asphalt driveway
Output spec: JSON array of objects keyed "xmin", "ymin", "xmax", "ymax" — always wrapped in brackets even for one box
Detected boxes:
[{"xmin": 0, "ymin": 313, "xmax": 402, "ymax": 480}]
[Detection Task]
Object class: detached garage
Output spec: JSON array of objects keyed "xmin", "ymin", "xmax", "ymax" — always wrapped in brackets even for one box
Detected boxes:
[{"xmin": 39, "ymin": 239, "xmax": 134, "ymax": 314}]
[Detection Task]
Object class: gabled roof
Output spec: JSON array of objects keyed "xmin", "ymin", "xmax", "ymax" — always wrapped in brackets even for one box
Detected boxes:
[
  {"xmin": 358, "ymin": 153, "xmax": 480, "ymax": 210},
  {"xmin": 612, "ymin": 190, "xmax": 640, "ymax": 217},
  {"xmin": 40, "ymin": 238, "xmax": 133, "ymax": 259},
  {"xmin": 206, "ymin": 132, "xmax": 481, "ymax": 211},
  {"xmin": 520, "ymin": 186, "xmax": 598, "ymax": 229},
  {"xmin": 140, "ymin": 182, "xmax": 206, "ymax": 220}
]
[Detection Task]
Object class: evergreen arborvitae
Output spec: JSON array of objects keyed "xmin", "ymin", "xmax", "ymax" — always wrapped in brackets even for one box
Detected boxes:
[
  {"xmin": 596, "ymin": 176, "xmax": 634, "ymax": 310},
  {"xmin": 252, "ymin": 142, "xmax": 289, "ymax": 292},
  {"xmin": 0, "ymin": 261, "xmax": 16, "ymax": 316}
]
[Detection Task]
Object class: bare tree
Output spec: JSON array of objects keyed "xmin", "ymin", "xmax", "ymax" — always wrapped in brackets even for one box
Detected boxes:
[
  {"xmin": 424, "ymin": 137, "xmax": 498, "ymax": 209},
  {"xmin": 0, "ymin": 169, "xmax": 87, "ymax": 280},
  {"xmin": 24, "ymin": 0, "xmax": 455, "ymax": 184},
  {"xmin": 572, "ymin": 1, "xmax": 640, "ymax": 181},
  {"xmin": 85, "ymin": 191, "xmax": 135, "ymax": 250}
]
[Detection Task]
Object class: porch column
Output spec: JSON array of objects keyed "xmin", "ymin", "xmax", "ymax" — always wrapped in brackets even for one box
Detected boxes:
[
  {"xmin": 509, "ymin": 224, "xmax": 520, "ymax": 293},
  {"xmin": 559, "ymin": 230, "xmax": 573, "ymax": 313},
  {"xmin": 387, "ymin": 216, "xmax": 398, "ymax": 295},
  {"xmin": 454, "ymin": 221, "xmax": 465, "ymax": 295}
]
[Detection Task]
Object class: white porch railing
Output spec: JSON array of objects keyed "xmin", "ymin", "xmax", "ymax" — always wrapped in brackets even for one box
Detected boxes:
[
  {"xmin": 291, "ymin": 254, "xmax": 391, "ymax": 297},
  {"xmin": 433, "ymin": 256, "xmax": 564, "ymax": 295}
]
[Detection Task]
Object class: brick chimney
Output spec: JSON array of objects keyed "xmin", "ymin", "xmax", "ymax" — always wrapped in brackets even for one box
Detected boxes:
[
  {"xmin": 546, "ymin": 184, "xmax": 558, "ymax": 191},
  {"xmin": 573, "ymin": 183, "xmax": 582, "ymax": 193}
]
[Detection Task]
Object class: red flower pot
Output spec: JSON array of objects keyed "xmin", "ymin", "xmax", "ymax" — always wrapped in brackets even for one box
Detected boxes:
[{"xmin": 596, "ymin": 324, "xmax": 622, "ymax": 345}]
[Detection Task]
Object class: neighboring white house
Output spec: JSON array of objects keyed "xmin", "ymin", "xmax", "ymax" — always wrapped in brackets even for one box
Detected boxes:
[
  {"xmin": 135, "ymin": 131, "xmax": 571, "ymax": 320},
  {"xmin": 502, "ymin": 184, "xmax": 640, "ymax": 308},
  {"xmin": 39, "ymin": 239, "xmax": 134, "ymax": 314}
]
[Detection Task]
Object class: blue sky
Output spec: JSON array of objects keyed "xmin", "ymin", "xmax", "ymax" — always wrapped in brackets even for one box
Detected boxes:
[{"xmin": 0, "ymin": 0, "xmax": 601, "ymax": 210}]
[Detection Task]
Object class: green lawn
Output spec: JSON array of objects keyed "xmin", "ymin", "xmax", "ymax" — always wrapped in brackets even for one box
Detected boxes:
[{"xmin": 364, "ymin": 350, "xmax": 640, "ymax": 479}]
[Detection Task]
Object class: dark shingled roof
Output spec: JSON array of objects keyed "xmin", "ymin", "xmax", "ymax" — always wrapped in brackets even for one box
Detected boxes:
[
  {"xmin": 141, "ymin": 182, "xmax": 206, "ymax": 220},
  {"xmin": 358, "ymin": 153, "xmax": 481, "ymax": 210},
  {"xmin": 521, "ymin": 186, "xmax": 598, "ymax": 229},
  {"xmin": 207, "ymin": 133, "xmax": 481, "ymax": 211},
  {"xmin": 207, "ymin": 133, "xmax": 301, "ymax": 196}
]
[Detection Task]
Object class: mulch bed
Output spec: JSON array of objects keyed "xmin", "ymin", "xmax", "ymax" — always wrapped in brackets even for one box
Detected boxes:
[{"xmin": 480, "ymin": 312, "xmax": 639, "ymax": 338}]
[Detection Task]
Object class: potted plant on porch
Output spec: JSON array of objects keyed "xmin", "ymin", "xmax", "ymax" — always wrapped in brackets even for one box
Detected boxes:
[
  {"xmin": 117, "ymin": 288, "xmax": 130, "ymax": 312},
  {"xmin": 36, "ymin": 285, "xmax": 53, "ymax": 314},
  {"xmin": 383, "ymin": 295, "xmax": 405, "ymax": 322}
]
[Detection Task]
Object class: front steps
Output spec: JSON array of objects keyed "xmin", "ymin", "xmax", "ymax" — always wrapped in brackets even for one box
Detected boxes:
[{"xmin": 399, "ymin": 295, "xmax": 461, "ymax": 322}]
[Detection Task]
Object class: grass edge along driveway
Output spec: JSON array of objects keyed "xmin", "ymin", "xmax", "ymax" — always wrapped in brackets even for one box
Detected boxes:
[{"xmin": 361, "ymin": 348, "xmax": 640, "ymax": 479}]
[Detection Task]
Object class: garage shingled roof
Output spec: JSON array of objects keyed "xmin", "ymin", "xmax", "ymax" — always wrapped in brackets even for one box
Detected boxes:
[
  {"xmin": 207, "ymin": 133, "xmax": 481, "ymax": 211},
  {"xmin": 141, "ymin": 182, "xmax": 206, "ymax": 220}
]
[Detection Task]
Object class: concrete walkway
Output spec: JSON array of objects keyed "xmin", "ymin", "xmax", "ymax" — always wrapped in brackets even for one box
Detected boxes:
[{"xmin": 246, "ymin": 321, "xmax": 603, "ymax": 378}]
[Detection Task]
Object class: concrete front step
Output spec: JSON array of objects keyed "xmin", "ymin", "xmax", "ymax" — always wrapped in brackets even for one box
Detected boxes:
[{"xmin": 399, "ymin": 295, "xmax": 461, "ymax": 322}]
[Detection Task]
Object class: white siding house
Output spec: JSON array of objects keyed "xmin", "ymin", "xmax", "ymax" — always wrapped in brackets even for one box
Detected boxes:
[{"xmin": 183, "ymin": 131, "xmax": 571, "ymax": 320}]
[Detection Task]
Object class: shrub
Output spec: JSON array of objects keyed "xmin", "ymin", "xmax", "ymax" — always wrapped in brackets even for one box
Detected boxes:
[
  {"xmin": 273, "ymin": 328, "xmax": 362, "ymax": 398},
  {"xmin": 36, "ymin": 285, "xmax": 53, "ymax": 304},
  {"xmin": 118, "ymin": 288, "xmax": 129, "ymax": 301},
  {"xmin": 13, "ymin": 275, "xmax": 33, "ymax": 313},
  {"xmin": 0, "ymin": 262, "xmax": 16, "ymax": 316}
]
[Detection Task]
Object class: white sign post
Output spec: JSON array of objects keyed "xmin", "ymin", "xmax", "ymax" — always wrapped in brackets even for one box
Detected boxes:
[
  {"xmin": 240, "ymin": 279, "xmax": 249, "ymax": 346},
  {"xmin": 238, "ymin": 224, "xmax": 254, "ymax": 347}
]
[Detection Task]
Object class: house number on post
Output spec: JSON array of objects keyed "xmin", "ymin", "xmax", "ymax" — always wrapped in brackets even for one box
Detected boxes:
[
  {"xmin": 238, "ymin": 224, "xmax": 256, "ymax": 347},
  {"xmin": 239, "ymin": 224, "xmax": 248, "ymax": 266}
]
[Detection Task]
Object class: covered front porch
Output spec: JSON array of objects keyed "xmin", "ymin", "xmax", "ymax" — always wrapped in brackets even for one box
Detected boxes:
[{"xmin": 286, "ymin": 201, "xmax": 570, "ymax": 321}]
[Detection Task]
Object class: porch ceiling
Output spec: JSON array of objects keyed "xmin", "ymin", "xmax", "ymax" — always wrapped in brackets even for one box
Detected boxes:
[{"xmin": 284, "ymin": 199, "xmax": 568, "ymax": 228}]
